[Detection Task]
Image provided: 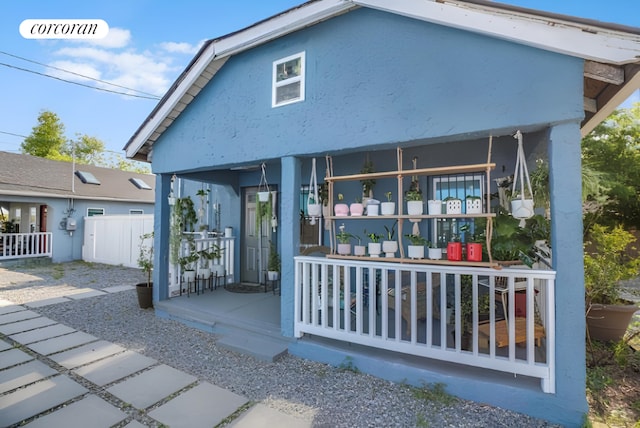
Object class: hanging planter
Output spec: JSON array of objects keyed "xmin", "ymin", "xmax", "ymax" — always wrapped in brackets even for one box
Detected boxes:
[
  {"xmin": 511, "ymin": 130, "xmax": 535, "ymax": 220},
  {"xmin": 257, "ymin": 163, "xmax": 271, "ymax": 202},
  {"xmin": 307, "ymin": 158, "xmax": 322, "ymax": 223}
]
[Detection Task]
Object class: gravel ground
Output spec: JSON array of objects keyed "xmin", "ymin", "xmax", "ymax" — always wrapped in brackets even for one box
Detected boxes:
[{"xmin": 0, "ymin": 261, "xmax": 561, "ymax": 427}]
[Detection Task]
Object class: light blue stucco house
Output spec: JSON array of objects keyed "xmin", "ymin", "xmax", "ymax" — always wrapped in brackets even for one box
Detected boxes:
[{"xmin": 125, "ymin": 1, "xmax": 640, "ymax": 425}]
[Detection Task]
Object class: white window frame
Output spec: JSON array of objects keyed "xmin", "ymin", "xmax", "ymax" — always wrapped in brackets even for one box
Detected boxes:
[
  {"xmin": 272, "ymin": 51, "xmax": 305, "ymax": 108},
  {"xmin": 87, "ymin": 207, "xmax": 105, "ymax": 217}
]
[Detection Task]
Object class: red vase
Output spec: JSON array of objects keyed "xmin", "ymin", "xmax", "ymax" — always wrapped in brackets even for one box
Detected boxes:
[
  {"xmin": 466, "ymin": 243, "xmax": 482, "ymax": 261},
  {"xmin": 447, "ymin": 242, "xmax": 462, "ymax": 261}
]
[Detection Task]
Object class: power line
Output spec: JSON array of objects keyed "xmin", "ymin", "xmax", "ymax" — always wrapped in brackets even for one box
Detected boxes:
[
  {"xmin": 0, "ymin": 50, "xmax": 161, "ymax": 98},
  {"xmin": 0, "ymin": 130, "xmax": 28, "ymax": 138},
  {"xmin": 0, "ymin": 61, "xmax": 161, "ymax": 100}
]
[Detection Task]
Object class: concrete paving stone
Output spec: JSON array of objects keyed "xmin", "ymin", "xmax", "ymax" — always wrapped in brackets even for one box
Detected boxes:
[
  {"xmin": 107, "ymin": 364, "xmax": 197, "ymax": 410},
  {"xmin": 25, "ymin": 297, "xmax": 72, "ymax": 308},
  {"xmin": 0, "ymin": 359, "xmax": 57, "ymax": 394},
  {"xmin": 49, "ymin": 340, "xmax": 125, "ymax": 369},
  {"xmin": 102, "ymin": 285, "xmax": 135, "ymax": 293},
  {"xmin": 73, "ymin": 350, "xmax": 156, "ymax": 386},
  {"xmin": 123, "ymin": 420, "xmax": 146, "ymax": 428},
  {"xmin": 0, "ymin": 374, "xmax": 87, "ymax": 427},
  {"xmin": 0, "ymin": 348, "xmax": 34, "ymax": 369},
  {"xmin": 0, "ymin": 317, "xmax": 58, "ymax": 335},
  {"xmin": 0, "ymin": 339, "xmax": 12, "ymax": 351},
  {"xmin": 27, "ymin": 331, "xmax": 97, "ymax": 356},
  {"xmin": 229, "ymin": 403, "xmax": 313, "ymax": 428},
  {"xmin": 9, "ymin": 324, "xmax": 77, "ymax": 345},
  {"xmin": 64, "ymin": 289, "xmax": 107, "ymax": 300},
  {"xmin": 0, "ymin": 304, "xmax": 25, "ymax": 315},
  {"xmin": 0, "ymin": 299, "xmax": 17, "ymax": 307},
  {"xmin": 0, "ymin": 309, "xmax": 41, "ymax": 325},
  {"xmin": 24, "ymin": 394, "xmax": 128, "ymax": 428},
  {"xmin": 149, "ymin": 382, "xmax": 248, "ymax": 428}
]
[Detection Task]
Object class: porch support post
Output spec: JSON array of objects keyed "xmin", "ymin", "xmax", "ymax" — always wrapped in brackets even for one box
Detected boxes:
[
  {"xmin": 280, "ymin": 156, "xmax": 301, "ymax": 337},
  {"xmin": 153, "ymin": 173, "xmax": 171, "ymax": 302},
  {"xmin": 547, "ymin": 122, "xmax": 588, "ymax": 415}
]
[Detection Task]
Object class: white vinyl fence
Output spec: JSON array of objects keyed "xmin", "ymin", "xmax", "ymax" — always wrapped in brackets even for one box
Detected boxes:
[{"xmin": 83, "ymin": 215, "xmax": 154, "ymax": 268}]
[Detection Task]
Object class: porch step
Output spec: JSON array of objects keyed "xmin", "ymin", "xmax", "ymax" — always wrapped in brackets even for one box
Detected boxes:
[{"xmin": 217, "ymin": 330, "xmax": 289, "ymax": 362}]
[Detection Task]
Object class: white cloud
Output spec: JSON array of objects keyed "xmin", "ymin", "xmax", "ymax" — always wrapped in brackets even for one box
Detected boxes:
[
  {"xmin": 86, "ymin": 27, "xmax": 131, "ymax": 49},
  {"xmin": 159, "ymin": 41, "xmax": 201, "ymax": 55}
]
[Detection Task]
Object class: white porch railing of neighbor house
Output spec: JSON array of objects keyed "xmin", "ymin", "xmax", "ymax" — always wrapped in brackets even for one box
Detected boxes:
[
  {"xmin": 0, "ymin": 232, "xmax": 53, "ymax": 260},
  {"xmin": 294, "ymin": 256, "xmax": 556, "ymax": 393},
  {"xmin": 169, "ymin": 235, "xmax": 235, "ymax": 295}
]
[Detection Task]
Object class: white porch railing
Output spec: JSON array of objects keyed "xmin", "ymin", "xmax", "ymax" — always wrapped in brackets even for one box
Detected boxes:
[
  {"xmin": 294, "ymin": 256, "xmax": 556, "ymax": 393},
  {"xmin": 0, "ymin": 232, "xmax": 53, "ymax": 260},
  {"xmin": 169, "ymin": 235, "xmax": 235, "ymax": 295}
]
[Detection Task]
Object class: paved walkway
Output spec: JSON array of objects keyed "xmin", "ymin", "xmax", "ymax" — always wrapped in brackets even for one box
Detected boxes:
[{"xmin": 0, "ymin": 288, "xmax": 310, "ymax": 427}]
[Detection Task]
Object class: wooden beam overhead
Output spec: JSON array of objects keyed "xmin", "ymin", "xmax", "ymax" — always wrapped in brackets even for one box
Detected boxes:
[
  {"xmin": 584, "ymin": 61, "xmax": 625, "ymax": 85},
  {"xmin": 583, "ymin": 96, "xmax": 597, "ymax": 113}
]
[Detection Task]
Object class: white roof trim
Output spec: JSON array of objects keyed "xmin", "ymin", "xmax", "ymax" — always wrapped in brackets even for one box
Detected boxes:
[{"xmin": 355, "ymin": 0, "xmax": 640, "ymax": 65}]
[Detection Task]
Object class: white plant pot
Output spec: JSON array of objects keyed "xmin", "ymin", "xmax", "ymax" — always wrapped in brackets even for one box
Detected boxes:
[
  {"xmin": 382, "ymin": 240, "xmax": 398, "ymax": 257},
  {"xmin": 407, "ymin": 200, "xmax": 423, "ymax": 216},
  {"xmin": 183, "ymin": 270, "xmax": 196, "ymax": 283},
  {"xmin": 366, "ymin": 204, "xmax": 379, "ymax": 216},
  {"xmin": 446, "ymin": 199, "xmax": 462, "ymax": 214},
  {"xmin": 428, "ymin": 248, "xmax": 443, "ymax": 260},
  {"xmin": 380, "ymin": 202, "xmax": 395, "ymax": 216},
  {"xmin": 350, "ymin": 203, "xmax": 364, "ymax": 216},
  {"xmin": 511, "ymin": 198, "xmax": 534, "ymax": 219},
  {"xmin": 337, "ymin": 243, "xmax": 351, "ymax": 255},
  {"xmin": 308, "ymin": 203, "xmax": 322, "ymax": 217},
  {"xmin": 427, "ymin": 200, "xmax": 442, "ymax": 215},
  {"xmin": 466, "ymin": 198, "xmax": 482, "ymax": 214},
  {"xmin": 198, "ymin": 267, "xmax": 211, "ymax": 279},
  {"xmin": 354, "ymin": 245, "xmax": 366, "ymax": 256},
  {"xmin": 257, "ymin": 191, "xmax": 270, "ymax": 202},
  {"xmin": 267, "ymin": 271, "xmax": 279, "ymax": 281},
  {"xmin": 407, "ymin": 245, "xmax": 424, "ymax": 259},
  {"xmin": 368, "ymin": 242, "xmax": 382, "ymax": 257}
]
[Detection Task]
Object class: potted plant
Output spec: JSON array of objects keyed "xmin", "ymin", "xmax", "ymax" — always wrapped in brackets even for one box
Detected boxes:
[
  {"xmin": 196, "ymin": 188, "xmax": 210, "ymax": 229},
  {"xmin": 381, "ymin": 191, "xmax": 395, "ymax": 216},
  {"xmin": 460, "ymin": 224, "xmax": 483, "ymax": 262},
  {"xmin": 136, "ymin": 231, "xmax": 154, "ymax": 309},
  {"xmin": 178, "ymin": 239, "xmax": 200, "ymax": 283},
  {"xmin": 427, "ymin": 199, "xmax": 442, "ymax": 215},
  {"xmin": 198, "ymin": 244, "xmax": 224, "ymax": 278},
  {"xmin": 336, "ymin": 223, "xmax": 354, "ymax": 255},
  {"xmin": 353, "ymin": 235, "xmax": 366, "ymax": 256},
  {"xmin": 256, "ymin": 191, "xmax": 273, "ymax": 232},
  {"xmin": 307, "ymin": 194, "xmax": 322, "ymax": 218},
  {"xmin": 365, "ymin": 230, "xmax": 382, "ymax": 257},
  {"xmin": 267, "ymin": 242, "xmax": 280, "ymax": 280},
  {"xmin": 334, "ymin": 193, "xmax": 349, "ymax": 216},
  {"xmin": 257, "ymin": 162, "xmax": 271, "ymax": 202},
  {"xmin": 360, "ymin": 157, "xmax": 376, "ymax": 200},
  {"xmin": 465, "ymin": 195, "xmax": 482, "ymax": 214},
  {"xmin": 382, "ymin": 221, "xmax": 398, "ymax": 257},
  {"xmin": 350, "ymin": 197, "xmax": 364, "ymax": 216},
  {"xmin": 428, "ymin": 244, "xmax": 443, "ymax": 260},
  {"xmin": 405, "ymin": 189, "xmax": 423, "ymax": 216},
  {"xmin": 405, "ymin": 233, "xmax": 428, "ymax": 259},
  {"xmin": 444, "ymin": 196, "xmax": 462, "ymax": 215},
  {"xmin": 585, "ymin": 224, "xmax": 640, "ymax": 342}
]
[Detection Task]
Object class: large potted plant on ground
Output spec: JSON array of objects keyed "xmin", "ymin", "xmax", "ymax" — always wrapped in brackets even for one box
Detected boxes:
[
  {"xmin": 267, "ymin": 242, "xmax": 280, "ymax": 280},
  {"xmin": 136, "ymin": 232, "xmax": 154, "ymax": 309},
  {"xmin": 585, "ymin": 224, "xmax": 640, "ymax": 342}
]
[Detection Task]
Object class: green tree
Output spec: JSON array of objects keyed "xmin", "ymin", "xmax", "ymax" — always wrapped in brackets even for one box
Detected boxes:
[
  {"xmin": 21, "ymin": 110, "xmax": 67, "ymax": 159},
  {"xmin": 65, "ymin": 134, "xmax": 105, "ymax": 165},
  {"xmin": 582, "ymin": 102, "xmax": 640, "ymax": 228}
]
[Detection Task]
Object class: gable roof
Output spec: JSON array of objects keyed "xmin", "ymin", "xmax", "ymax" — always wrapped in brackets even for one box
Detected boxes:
[
  {"xmin": 125, "ymin": 0, "xmax": 640, "ymax": 162},
  {"xmin": 0, "ymin": 151, "xmax": 155, "ymax": 203}
]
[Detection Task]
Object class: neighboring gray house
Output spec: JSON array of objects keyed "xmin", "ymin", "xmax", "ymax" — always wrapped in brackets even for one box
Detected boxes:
[
  {"xmin": 0, "ymin": 151, "xmax": 155, "ymax": 263},
  {"xmin": 125, "ymin": 1, "xmax": 640, "ymax": 425}
]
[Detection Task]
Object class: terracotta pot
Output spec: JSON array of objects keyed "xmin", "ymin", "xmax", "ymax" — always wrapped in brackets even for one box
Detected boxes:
[{"xmin": 587, "ymin": 303, "xmax": 639, "ymax": 342}]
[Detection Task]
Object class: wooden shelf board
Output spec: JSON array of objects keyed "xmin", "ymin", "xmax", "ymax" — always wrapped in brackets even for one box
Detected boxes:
[
  {"xmin": 327, "ymin": 213, "xmax": 495, "ymax": 220},
  {"xmin": 325, "ymin": 163, "xmax": 495, "ymax": 182}
]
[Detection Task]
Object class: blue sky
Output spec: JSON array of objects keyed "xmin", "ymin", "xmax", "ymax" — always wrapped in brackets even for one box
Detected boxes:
[{"xmin": 1, "ymin": 1, "xmax": 638, "ymax": 158}]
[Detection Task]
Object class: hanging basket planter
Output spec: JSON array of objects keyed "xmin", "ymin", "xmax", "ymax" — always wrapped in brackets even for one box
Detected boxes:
[
  {"xmin": 307, "ymin": 158, "xmax": 322, "ymax": 222},
  {"xmin": 257, "ymin": 163, "xmax": 271, "ymax": 201},
  {"xmin": 511, "ymin": 130, "xmax": 535, "ymax": 220}
]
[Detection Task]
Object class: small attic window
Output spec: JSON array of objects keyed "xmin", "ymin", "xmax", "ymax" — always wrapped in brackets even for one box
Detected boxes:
[
  {"xmin": 129, "ymin": 177, "xmax": 152, "ymax": 190},
  {"xmin": 272, "ymin": 51, "xmax": 305, "ymax": 107},
  {"xmin": 75, "ymin": 171, "xmax": 100, "ymax": 185}
]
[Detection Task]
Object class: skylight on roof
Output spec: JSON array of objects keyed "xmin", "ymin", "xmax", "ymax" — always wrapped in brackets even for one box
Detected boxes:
[
  {"xmin": 129, "ymin": 177, "xmax": 152, "ymax": 190},
  {"xmin": 75, "ymin": 171, "xmax": 100, "ymax": 185}
]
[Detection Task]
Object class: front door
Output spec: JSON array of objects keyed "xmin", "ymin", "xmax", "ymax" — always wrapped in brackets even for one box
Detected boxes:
[{"xmin": 241, "ymin": 187, "xmax": 270, "ymax": 284}]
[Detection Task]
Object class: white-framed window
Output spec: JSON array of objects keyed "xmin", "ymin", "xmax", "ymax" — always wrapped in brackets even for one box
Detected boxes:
[
  {"xmin": 272, "ymin": 51, "xmax": 305, "ymax": 107},
  {"xmin": 87, "ymin": 208, "xmax": 104, "ymax": 217}
]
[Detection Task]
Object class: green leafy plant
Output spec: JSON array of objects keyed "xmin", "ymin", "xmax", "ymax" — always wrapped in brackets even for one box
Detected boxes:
[
  {"xmin": 584, "ymin": 224, "xmax": 640, "ymax": 305},
  {"xmin": 177, "ymin": 239, "xmax": 199, "ymax": 272},
  {"xmin": 384, "ymin": 221, "xmax": 397, "ymax": 241},
  {"xmin": 337, "ymin": 223, "xmax": 355, "ymax": 244},
  {"xmin": 360, "ymin": 158, "xmax": 376, "ymax": 195},
  {"xmin": 405, "ymin": 234, "xmax": 429, "ymax": 246},
  {"xmin": 405, "ymin": 189, "xmax": 423, "ymax": 202},
  {"xmin": 137, "ymin": 232, "xmax": 154, "ymax": 287},
  {"xmin": 365, "ymin": 230, "xmax": 382, "ymax": 243},
  {"xmin": 268, "ymin": 242, "xmax": 280, "ymax": 272},
  {"xmin": 256, "ymin": 192, "xmax": 273, "ymax": 232},
  {"xmin": 198, "ymin": 244, "xmax": 223, "ymax": 262},
  {"xmin": 385, "ymin": 191, "xmax": 393, "ymax": 202}
]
